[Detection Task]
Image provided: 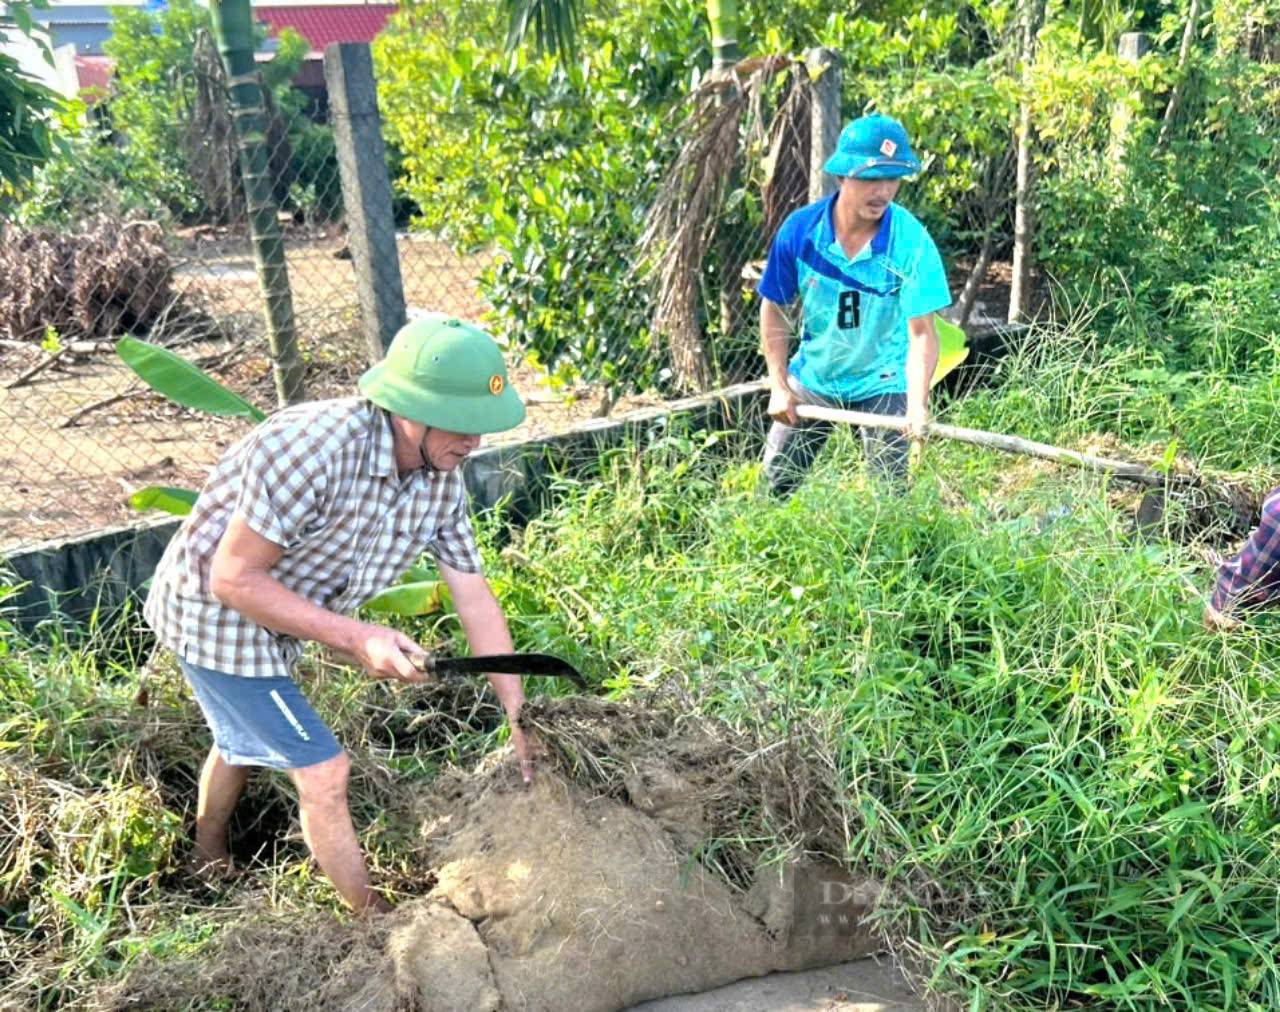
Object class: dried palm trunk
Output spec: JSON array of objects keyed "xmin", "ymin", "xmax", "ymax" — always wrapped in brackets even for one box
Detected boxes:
[{"xmin": 639, "ymin": 56, "xmax": 793, "ymax": 394}]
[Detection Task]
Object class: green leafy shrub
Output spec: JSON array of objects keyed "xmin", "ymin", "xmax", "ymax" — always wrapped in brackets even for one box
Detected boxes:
[
  {"xmin": 377, "ymin": 2, "xmax": 705, "ymax": 393},
  {"xmin": 17, "ymin": 0, "xmax": 325, "ymax": 226},
  {"xmin": 0, "ymin": 7, "xmax": 65, "ymax": 196},
  {"xmin": 1031, "ymin": 29, "xmax": 1280, "ymax": 367},
  {"xmin": 14, "ymin": 107, "xmax": 181, "ymax": 226}
]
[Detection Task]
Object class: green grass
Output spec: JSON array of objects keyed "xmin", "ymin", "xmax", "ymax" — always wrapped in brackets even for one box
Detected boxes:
[
  {"xmin": 5, "ymin": 314, "xmax": 1280, "ymax": 1009},
  {"xmin": 479, "ymin": 338, "xmax": 1280, "ymax": 1010}
]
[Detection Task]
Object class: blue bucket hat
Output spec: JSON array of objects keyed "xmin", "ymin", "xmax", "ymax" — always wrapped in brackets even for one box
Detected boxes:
[{"xmin": 824, "ymin": 114, "xmax": 921, "ymax": 180}]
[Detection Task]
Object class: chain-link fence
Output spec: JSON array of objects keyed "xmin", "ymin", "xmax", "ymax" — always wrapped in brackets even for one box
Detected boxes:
[
  {"xmin": 0, "ymin": 44, "xmax": 843, "ymax": 556},
  {"xmin": 0, "ymin": 179, "xmax": 497, "ymax": 553}
]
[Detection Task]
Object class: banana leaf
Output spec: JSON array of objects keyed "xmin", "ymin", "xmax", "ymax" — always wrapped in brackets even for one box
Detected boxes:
[
  {"xmin": 363, "ymin": 580, "xmax": 446, "ymax": 617},
  {"xmin": 127, "ymin": 486, "xmax": 198, "ymax": 516},
  {"xmin": 932, "ymin": 318, "xmax": 969, "ymax": 388},
  {"xmin": 117, "ymin": 336, "xmax": 267, "ymax": 421}
]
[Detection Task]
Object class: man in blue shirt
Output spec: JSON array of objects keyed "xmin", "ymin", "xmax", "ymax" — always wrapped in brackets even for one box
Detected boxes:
[{"xmin": 757, "ymin": 114, "xmax": 952, "ymax": 494}]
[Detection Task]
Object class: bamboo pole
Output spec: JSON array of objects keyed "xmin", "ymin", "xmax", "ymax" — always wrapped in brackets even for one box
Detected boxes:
[
  {"xmin": 706, "ymin": 0, "xmax": 740, "ymax": 73},
  {"xmin": 794, "ymin": 404, "xmax": 1172, "ymax": 487}
]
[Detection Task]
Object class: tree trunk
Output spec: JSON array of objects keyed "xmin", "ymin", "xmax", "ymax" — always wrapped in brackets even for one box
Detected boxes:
[
  {"xmin": 1009, "ymin": 0, "xmax": 1046, "ymax": 324},
  {"xmin": 706, "ymin": 0, "xmax": 740, "ymax": 73},
  {"xmin": 210, "ymin": 0, "xmax": 306, "ymax": 407},
  {"xmin": 955, "ymin": 232, "xmax": 997, "ymax": 329},
  {"xmin": 1157, "ymin": 0, "xmax": 1203, "ymax": 148},
  {"xmin": 1242, "ymin": 14, "xmax": 1280, "ymax": 62}
]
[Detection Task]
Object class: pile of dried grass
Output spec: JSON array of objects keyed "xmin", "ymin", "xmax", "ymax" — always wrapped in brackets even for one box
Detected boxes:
[
  {"xmin": 0, "ymin": 215, "xmax": 191, "ymax": 344},
  {"xmin": 97, "ymin": 913, "xmax": 394, "ymax": 1011},
  {"xmin": 97, "ymin": 690, "xmax": 872, "ymax": 1012},
  {"xmin": 520, "ymin": 688, "xmax": 849, "ymax": 889}
]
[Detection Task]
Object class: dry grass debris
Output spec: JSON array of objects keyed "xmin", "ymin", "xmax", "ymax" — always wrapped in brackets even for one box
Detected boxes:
[
  {"xmin": 0, "ymin": 216, "xmax": 209, "ymax": 346},
  {"xmin": 82, "ymin": 691, "xmax": 879, "ymax": 1012}
]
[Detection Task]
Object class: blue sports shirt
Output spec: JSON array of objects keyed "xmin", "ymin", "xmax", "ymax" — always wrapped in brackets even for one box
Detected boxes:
[{"xmin": 757, "ymin": 194, "xmax": 952, "ymax": 402}]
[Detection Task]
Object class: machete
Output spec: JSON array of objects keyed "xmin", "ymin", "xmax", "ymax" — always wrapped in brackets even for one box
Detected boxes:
[{"xmin": 417, "ymin": 652, "xmax": 586, "ymax": 689}]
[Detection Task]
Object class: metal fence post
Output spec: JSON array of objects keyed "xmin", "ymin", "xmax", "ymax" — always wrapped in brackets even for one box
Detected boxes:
[
  {"xmin": 324, "ymin": 42, "xmax": 406, "ymax": 360},
  {"xmin": 805, "ymin": 47, "xmax": 842, "ymax": 203}
]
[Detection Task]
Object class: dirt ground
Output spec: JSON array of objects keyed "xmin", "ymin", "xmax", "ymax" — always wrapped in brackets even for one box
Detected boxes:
[{"xmin": 0, "ymin": 232, "xmax": 664, "ymax": 552}]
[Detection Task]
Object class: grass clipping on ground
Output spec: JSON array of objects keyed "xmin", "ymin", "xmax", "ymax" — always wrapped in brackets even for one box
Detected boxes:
[{"xmin": 101, "ymin": 690, "xmax": 882, "ymax": 1012}]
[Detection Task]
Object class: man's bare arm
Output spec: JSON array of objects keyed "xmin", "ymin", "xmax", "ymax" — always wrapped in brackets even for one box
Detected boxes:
[
  {"xmin": 438, "ymin": 560, "xmax": 539, "ymax": 782},
  {"xmin": 209, "ymin": 514, "xmax": 426, "ymax": 681},
  {"xmin": 761, "ymin": 298, "xmax": 798, "ymax": 424},
  {"xmin": 904, "ymin": 312, "xmax": 940, "ymax": 439}
]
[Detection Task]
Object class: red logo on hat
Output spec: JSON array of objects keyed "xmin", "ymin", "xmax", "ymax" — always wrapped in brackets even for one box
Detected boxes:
[{"xmin": 880, "ymin": 139, "xmax": 898, "ymax": 157}]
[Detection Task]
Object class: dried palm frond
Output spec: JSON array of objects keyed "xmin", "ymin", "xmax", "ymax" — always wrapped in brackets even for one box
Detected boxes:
[
  {"xmin": 182, "ymin": 29, "xmax": 243, "ymax": 224},
  {"xmin": 0, "ymin": 216, "xmax": 204, "ymax": 344},
  {"xmin": 761, "ymin": 69, "xmax": 812, "ymax": 248},
  {"xmin": 638, "ymin": 56, "xmax": 804, "ymax": 394},
  {"xmin": 179, "ymin": 29, "xmax": 295, "ymax": 225}
]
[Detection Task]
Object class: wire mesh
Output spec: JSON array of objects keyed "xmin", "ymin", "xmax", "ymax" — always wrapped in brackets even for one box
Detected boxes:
[{"xmin": 0, "ymin": 69, "xmax": 788, "ymax": 555}]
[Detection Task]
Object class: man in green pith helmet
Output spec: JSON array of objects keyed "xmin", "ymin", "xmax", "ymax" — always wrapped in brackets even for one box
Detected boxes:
[{"xmin": 144, "ymin": 313, "xmax": 534, "ymax": 914}]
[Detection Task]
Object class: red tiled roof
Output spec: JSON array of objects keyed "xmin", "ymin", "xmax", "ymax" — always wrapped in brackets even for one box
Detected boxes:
[
  {"xmin": 254, "ymin": 5, "xmax": 397, "ymax": 57},
  {"xmin": 75, "ymin": 55, "xmax": 113, "ymax": 104}
]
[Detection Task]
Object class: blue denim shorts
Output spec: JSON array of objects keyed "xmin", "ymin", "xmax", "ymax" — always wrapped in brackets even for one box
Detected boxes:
[{"xmin": 178, "ymin": 658, "xmax": 342, "ymax": 770}]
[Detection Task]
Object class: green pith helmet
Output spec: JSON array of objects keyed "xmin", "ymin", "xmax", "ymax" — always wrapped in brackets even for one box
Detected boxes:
[{"xmin": 359, "ymin": 313, "xmax": 526, "ymax": 434}]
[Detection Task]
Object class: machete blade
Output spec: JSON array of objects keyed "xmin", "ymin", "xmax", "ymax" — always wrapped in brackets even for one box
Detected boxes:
[{"xmin": 425, "ymin": 652, "xmax": 586, "ymax": 688}]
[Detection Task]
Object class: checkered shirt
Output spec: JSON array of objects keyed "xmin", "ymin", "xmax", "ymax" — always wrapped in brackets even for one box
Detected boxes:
[
  {"xmin": 144, "ymin": 397, "xmax": 483, "ymax": 679},
  {"xmin": 1212, "ymin": 484, "xmax": 1280, "ymax": 615}
]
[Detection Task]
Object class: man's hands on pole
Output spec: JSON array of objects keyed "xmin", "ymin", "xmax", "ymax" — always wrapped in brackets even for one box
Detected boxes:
[
  {"xmin": 904, "ymin": 313, "xmax": 940, "ymax": 444},
  {"xmin": 762, "ymin": 299, "xmax": 800, "ymax": 425}
]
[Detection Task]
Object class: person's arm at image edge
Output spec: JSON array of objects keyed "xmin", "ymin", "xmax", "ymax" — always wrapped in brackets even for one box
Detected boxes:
[{"xmin": 1204, "ymin": 494, "xmax": 1280, "ymax": 630}]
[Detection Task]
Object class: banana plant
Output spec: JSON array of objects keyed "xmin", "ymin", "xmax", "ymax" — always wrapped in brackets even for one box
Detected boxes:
[{"xmin": 117, "ymin": 336, "xmax": 442, "ymax": 616}]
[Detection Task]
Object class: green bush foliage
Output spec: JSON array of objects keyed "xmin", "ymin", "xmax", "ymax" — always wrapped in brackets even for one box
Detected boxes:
[
  {"xmin": 0, "ymin": 1, "xmax": 65, "ymax": 197},
  {"xmin": 376, "ymin": 0, "xmax": 701, "ymax": 391},
  {"xmin": 375, "ymin": 0, "xmax": 1278, "ymax": 392}
]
